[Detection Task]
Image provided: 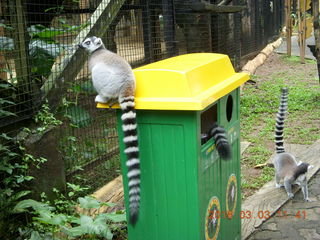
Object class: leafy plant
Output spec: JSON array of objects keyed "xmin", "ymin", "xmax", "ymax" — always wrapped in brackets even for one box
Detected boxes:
[
  {"xmin": 0, "ymin": 132, "xmax": 47, "ymax": 238},
  {"xmin": 34, "ymin": 101, "xmax": 62, "ymax": 133},
  {"xmin": 14, "ymin": 195, "xmax": 126, "ymax": 240}
]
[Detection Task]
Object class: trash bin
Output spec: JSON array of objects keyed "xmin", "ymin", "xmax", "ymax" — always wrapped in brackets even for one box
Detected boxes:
[{"xmin": 97, "ymin": 53, "xmax": 249, "ymax": 240}]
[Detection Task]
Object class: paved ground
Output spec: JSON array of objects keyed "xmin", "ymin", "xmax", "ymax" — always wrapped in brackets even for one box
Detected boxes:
[
  {"xmin": 276, "ymin": 35, "xmax": 316, "ymax": 60},
  {"xmin": 247, "ymin": 170, "xmax": 320, "ymax": 240}
]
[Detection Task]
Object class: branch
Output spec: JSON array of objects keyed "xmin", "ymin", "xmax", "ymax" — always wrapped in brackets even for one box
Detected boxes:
[
  {"xmin": 218, "ymin": 0, "xmax": 233, "ymax": 6},
  {"xmin": 41, "ymin": 0, "xmax": 126, "ymax": 109},
  {"xmin": 190, "ymin": 2, "xmax": 246, "ymax": 13}
]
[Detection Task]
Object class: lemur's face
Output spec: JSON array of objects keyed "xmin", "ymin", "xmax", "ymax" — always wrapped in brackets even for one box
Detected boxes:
[{"xmin": 79, "ymin": 36, "xmax": 103, "ymax": 53}]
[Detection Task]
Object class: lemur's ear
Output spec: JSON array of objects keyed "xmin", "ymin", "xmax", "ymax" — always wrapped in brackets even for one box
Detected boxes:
[{"xmin": 94, "ymin": 38, "xmax": 102, "ymax": 45}]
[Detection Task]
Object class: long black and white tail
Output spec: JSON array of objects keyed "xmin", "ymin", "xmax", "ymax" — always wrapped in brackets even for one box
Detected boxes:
[
  {"xmin": 210, "ymin": 123, "xmax": 232, "ymax": 160},
  {"xmin": 275, "ymin": 87, "xmax": 289, "ymax": 154},
  {"xmin": 119, "ymin": 96, "xmax": 140, "ymax": 226}
]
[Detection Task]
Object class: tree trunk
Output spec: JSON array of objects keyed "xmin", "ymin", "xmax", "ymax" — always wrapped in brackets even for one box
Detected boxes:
[{"xmin": 312, "ymin": 0, "xmax": 320, "ymax": 82}]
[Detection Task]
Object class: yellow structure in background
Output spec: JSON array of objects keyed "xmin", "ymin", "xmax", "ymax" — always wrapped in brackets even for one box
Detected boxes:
[{"xmin": 97, "ymin": 53, "xmax": 249, "ymax": 110}]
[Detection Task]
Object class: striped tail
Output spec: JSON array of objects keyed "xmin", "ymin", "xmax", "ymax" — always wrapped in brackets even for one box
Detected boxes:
[
  {"xmin": 275, "ymin": 87, "xmax": 289, "ymax": 154},
  {"xmin": 119, "ymin": 96, "xmax": 140, "ymax": 226},
  {"xmin": 210, "ymin": 123, "xmax": 232, "ymax": 160}
]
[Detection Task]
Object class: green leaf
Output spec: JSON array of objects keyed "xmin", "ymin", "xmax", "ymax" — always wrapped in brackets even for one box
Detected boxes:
[
  {"xmin": 29, "ymin": 39, "xmax": 61, "ymax": 77},
  {"xmin": 0, "ymin": 99, "xmax": 15, "ymax": 105},
  {"xmin": 13, "ymin": 199, "xmax": 54, "ymax": 213},
  {"xmin": 28, "ymin": 25, "xmax": 66, "ymax": 39},
  {"xmin": 71, "ymin": 84, "xmax": 82, "ymax": 93},
  {"xmin": 61, "ymin": 225, "xmax": 86, "ymax": 237},
  {"xmin": 0, "ymin": 109, "xmax": 17, "ymax": 117},
  {"xmin": 0, "ymin": 83, "xmax": 13, "ymax": 89},
  {"xmin": 36, "ymin": 28, "xmax": 66, "ymax": 39},
  {"xmin": 78, "ymin": 196, "xmax": 101, "ymax": 209},
  {"xmin": 81, "ymin": 215, "xmax": 113, "ymax": 239},
  {"xmin": 34, "ymin": 210, "xmax": 53, "ymax": 224},
  {"xmin": 0, "ymin": 23, "xmax": 14, "ymax": 30},
  {"xmin": 30, "ymin": 231, "xmax": 42, "ymax": 240},
  {"xmin": 0, "ymin": 133, "xmax": 13, "ymax": 140},
  {"xmin": 10, "ymin": 190, "xmax": 31, "ymax": 201},
  {"xmin": 80, "ymin": 215, "xmax": 93, "ymax": 225},
  {"xmin": 3, "ymin": 188, "xmax": 13, "ymax": 196},
  {"xmin": 66, "ymin": 106, "xmax": 92, "ymax": 128}
]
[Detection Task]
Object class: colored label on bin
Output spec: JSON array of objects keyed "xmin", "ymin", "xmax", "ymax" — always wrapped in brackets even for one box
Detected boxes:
[
  {"xmin": 205, "ymin": 196, "xmax": 221, "ymax": 240},
  {"xmin": 226, "ymin": 174, "xmax": 237, "ymax": 219}
]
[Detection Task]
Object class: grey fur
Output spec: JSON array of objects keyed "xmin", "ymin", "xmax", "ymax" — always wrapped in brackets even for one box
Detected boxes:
[
  {"xmin": 273, "ymin": 88, "xmax": 312, "ymax": 202},
  {"xmin": 80, "ymin": 36, "xmax": 140, "ymax": 225}
]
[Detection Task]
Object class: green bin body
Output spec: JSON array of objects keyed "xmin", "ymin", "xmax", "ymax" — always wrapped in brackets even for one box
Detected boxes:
[{"xmin": 98, "ymin": 53, "xmax": 249, "ymax": 239}]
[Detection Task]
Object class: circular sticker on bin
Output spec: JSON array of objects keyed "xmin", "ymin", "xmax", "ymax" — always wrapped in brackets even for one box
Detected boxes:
[
  {"xmin": 226, "ymin": 174, "xmax": 237, "ymax": 219},
  {"xmin": 205, "ymin": 196, "xmax": 220, "ymax": 240}
]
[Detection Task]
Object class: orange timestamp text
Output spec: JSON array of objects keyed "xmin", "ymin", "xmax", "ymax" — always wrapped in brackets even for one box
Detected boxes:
[
  {"xmin": 208, "ymin": 210, "xmax": 307, "ymax": 219},
  {"xmin": 240, "ymin": 210, "xmax": 307, "ymax": 219}
]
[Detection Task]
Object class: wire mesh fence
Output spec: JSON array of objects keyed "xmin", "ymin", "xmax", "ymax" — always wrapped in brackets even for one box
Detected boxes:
[{"xmin": 0, "ymin": 0, "xmax": 284, "ymax": 193}]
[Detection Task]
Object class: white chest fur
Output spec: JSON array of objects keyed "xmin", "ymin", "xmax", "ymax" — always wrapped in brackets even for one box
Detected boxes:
[{"xmin": 91, "ymin": 63, "xmax": 123, "ymax": 98}]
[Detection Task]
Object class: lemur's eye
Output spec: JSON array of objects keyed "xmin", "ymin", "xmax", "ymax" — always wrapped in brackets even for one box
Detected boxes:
[{"xmin": 85, "ymin": 41, "xmax": 91, "ymax": 45}]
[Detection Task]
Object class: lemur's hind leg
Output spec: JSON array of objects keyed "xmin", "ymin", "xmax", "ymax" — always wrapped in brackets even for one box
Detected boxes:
[
  {"xmin": 284, "ymin": 177, "xmax": 294, "ymax": 199},
  {"xmin": 95, "ymin": 95, "xmax": 109, "ymax": 103},
  {"xmin": 106, "ymin": 98, "xmax": 118, "ymax": 108},
  {"xmin": 275, "ymin": 173, "xmax": 284, "ymax": 188},
  {"xmin": 301, "ymin": 182, "xmax": 311, "ymax": 202},
  {"xmin": 95, "ymin": 95, "xmax": 117, "ymax": 108}
]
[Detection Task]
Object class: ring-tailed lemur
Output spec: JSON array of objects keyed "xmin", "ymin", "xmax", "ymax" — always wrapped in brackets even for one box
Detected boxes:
[
  {"xmin": 79, "ymin": 36, "xmax": 140, "ymax": 224},
  {"xmin": 201, "ymin": 123, "xmax": 232, "ymax": 160},
  {"xmin": 274, "ymin": 87, "xmax": 313, "ymax": 202},
  {"xmin": 210, "ymin": 123, "xmax": 232, "ymax": 160}
]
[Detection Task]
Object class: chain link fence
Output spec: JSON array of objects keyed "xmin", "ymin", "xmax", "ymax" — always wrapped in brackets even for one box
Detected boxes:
[{"xmin": 0, "ymin": 0, "xmax": 284, "ymax": 193}]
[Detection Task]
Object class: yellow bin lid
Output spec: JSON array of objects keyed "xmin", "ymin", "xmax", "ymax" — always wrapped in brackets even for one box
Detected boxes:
[{"xmin": 97, "ymin": 53, "xmax": 249, "ymax": 110}]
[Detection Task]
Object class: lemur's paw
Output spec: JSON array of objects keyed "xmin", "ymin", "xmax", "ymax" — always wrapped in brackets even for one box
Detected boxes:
[{"xmin": 95, "ymin": 95, "xmax": 108, "ymax": 103}]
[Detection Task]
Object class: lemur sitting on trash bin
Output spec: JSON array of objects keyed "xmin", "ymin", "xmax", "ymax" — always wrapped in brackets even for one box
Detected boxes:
[
  {"xmin": 79, "ymin": 36, "xmax": 140, "ymax": 225},
  {"xmin": 273, "ymin": 87, "xmax": 312, "ymax": 202}
]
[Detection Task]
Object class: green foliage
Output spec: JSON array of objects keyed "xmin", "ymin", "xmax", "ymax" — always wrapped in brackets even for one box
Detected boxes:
[
  {"xmin": 280, "ymin": 55, "xmax": 316, "ymax": 64},
  {"xmin": 26, "ymin": 22, "xmax": 87, "ymax": 78},
  {"xmin": 0, "ymin": 132, "xmax": 47, "ymax": 238},
  {"xmin": 0, "ymin": 82, "xmax": 17, "ymax": 117},
  {"xmin": 241, "ymin": 55, "xmax": 320, "ymax": 196},
  {"xmin": 34, "ymin": 101, "xmax": 62, "ymax": 132},
  {"xmin": 15, "ymin": 195, "xmax": 126, "ymax": 240}
]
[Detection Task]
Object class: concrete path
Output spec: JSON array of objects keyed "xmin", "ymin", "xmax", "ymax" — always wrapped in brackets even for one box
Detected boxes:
[
  {"xmin": 242, "ymin": 141, "xmax": 320, "ymax": 239},
  {"xmin": 247, "ymin": 170, "xmax": 320, "ymax": 240},
  {"xmin": 276, "ymin": 35, "xmax": 316, "ymax": 60}
]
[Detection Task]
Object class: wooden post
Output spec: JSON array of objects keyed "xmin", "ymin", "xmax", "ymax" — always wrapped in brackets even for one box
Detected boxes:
[
  {"xmin": 0, "ymin": 1, "xmax": 8, "ymax": 80},
  {"xmin": 301, "ymin": 0, "xmax": 307, "ymax": 62},
  {"xmin": 312, "ymin": 0, "xmax": 320, "ymax": 82},
  {"xmin": 162, "ymin": 0, "xmax": 177, "ymax": 58},
  {"xmin": 9, "ymin": 0, "xmax": 31, "ymax": 84},
  {"xmin": 297, "ymin": 0, "xmax": 306, "ymax": 63},
  {"xmin": 285, "ymin": 0, "xmax": 292, "ymax": 56},
  {"xmin": 40, "ymin": 0, "xmax": 126, "ymax": 109}
]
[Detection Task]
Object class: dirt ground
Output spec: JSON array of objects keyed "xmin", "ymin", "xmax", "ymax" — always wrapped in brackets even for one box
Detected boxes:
[
  {"xmin": 240, "ymin": 52, "xmax": 319, "ymax": 199},
  {"xmin": 253, "ymin": 53, "xmax": 318, "ymax": 84}
]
